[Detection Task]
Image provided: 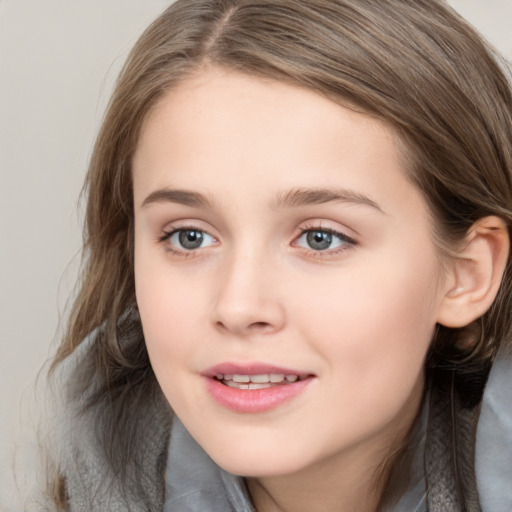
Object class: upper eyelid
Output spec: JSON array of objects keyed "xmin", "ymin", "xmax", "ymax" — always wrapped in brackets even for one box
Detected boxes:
[
  {"xmin": 161, "ymin": 221, "xmax": 216, "ymax": 236},
  {"xmin": 296, "ymin": 220, "xmax": 358, "ymax": 241},
  {"xmin": 162, "ymin": 226, "xmax": 217, "ymax": 240},
  {"xmin": 157, "ymin": 220, "xmax": 358, "ymax": 244},
  {"xmin": 294, "ymin": 228, "xmax": 357, "ymax": 247}
]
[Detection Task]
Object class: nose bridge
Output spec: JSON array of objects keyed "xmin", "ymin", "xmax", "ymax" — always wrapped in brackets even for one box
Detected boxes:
[{"xmin": 212, "ymin": 242, "xmax": 285, "ymax": 336}]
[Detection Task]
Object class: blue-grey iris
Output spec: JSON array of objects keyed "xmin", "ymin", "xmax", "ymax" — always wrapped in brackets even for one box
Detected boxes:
[{"xmin": 307, "ymin": 231, "xmax": 332, "ymax": 251}]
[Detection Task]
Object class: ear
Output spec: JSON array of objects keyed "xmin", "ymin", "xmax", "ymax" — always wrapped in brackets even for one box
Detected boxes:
[{"xmin": 437, "ymin": 216, "xmax": 509, "ymax": 328}]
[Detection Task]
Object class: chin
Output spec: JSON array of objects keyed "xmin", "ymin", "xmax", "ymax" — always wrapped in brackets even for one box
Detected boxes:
[
  {"xmin": 212, "ymin": 451, "xmax": 306, "ymax": 478},
  {"xmin": 194, "ymin": 428, "xmax": 318, "ymax": 478}
]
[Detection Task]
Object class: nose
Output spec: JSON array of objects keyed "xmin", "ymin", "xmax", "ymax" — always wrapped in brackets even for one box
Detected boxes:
[{"xmin": 212, "ymin": 252, "xmax": 286, "ymax": 337}]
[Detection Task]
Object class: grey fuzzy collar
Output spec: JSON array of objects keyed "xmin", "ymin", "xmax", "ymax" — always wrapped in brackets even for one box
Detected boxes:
[{"xmin": 59, "ymin": 342, "xmax": 512, "ymax": 512}]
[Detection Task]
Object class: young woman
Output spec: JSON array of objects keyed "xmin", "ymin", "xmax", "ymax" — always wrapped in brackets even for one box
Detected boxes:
[{"xmin": 38, "ymin": 1, "xmax": 512, "ymax": 511}]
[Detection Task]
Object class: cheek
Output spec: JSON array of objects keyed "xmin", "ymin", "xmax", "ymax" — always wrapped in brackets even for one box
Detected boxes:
[
  {"xmin": 135, "ymin": 251, "xmax": 202, "ymax": 371},
  {"xmin": 290, "ymin": 251, "xmax": 441, "ymax": 405},
  {"xmin": 136, "ymin": 269, "xmax": 207, "ymax": 411}
]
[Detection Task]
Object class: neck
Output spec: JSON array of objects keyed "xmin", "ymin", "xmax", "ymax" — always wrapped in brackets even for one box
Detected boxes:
[{"xmin": 247, "ymin": 448, "xmax": 384, "ymax": 512}]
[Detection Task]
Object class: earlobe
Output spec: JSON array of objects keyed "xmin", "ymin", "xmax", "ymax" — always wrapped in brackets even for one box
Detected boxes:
[{"xmin": 437, "ymin": 216, "xmax": 510, "ymax": 328}]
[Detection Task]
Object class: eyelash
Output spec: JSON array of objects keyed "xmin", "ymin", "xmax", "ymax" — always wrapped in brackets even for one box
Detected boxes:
[
  {"xmin": 158, "ymin": 225, "xmax": 217, "ymax": 258},
  {"xmin": 158, "ymin": 224, "xmax": 357, "ymax": 259},
  {"xmin": 293, "ymin": 223, "xmax": 357, "ymax": 258}
]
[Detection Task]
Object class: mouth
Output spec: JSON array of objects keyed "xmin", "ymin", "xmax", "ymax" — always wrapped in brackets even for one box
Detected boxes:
[
  {"xmin": 203, "ymin": 364, "xmax": 315, "ymax": 413},
  {"xmin": 214, "ymin": 373, "xmax": 305, "ymax": 390}
]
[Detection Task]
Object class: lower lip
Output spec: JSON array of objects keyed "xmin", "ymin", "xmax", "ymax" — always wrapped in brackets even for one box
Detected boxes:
[{"xmin": 205, "ymin": 377, "xmax": 314, "ymax": 413}]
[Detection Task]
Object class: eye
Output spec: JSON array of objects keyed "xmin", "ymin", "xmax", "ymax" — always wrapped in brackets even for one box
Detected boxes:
[
  {"xmin": 163, "ymin": 228, "xmax": 216, "ymax": 251},
  {"xmin": 295, "ymin": 228, "xmax": 355, "ymax": 252}
]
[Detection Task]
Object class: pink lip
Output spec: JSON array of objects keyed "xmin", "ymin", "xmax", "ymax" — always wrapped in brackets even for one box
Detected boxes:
[
  {"xmin": 203, "ymin": 362, "xmax": 311, "ymax": 378},
  {"xmin": 202, "ymin": 362, "xmax": 315, "ymax": 414}
]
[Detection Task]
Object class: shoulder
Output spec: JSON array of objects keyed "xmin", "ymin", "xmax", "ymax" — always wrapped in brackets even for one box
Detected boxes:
[
  {"xmin": 476, "ymin": 350, "xmax": 512, "ymax": 512},
  {"xmin": 50, "ymin": 330, "xmax": 172, "ymax": 511}
]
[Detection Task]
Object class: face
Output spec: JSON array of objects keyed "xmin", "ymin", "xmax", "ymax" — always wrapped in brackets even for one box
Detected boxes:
[{"xmin": 133, "ymin": 67, "xmax": 450, "ymax": 480}]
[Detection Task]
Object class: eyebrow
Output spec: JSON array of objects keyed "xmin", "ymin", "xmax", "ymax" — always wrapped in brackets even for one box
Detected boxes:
[
  {"xmin": 141, "ymin": 186, "xmax": 384, "ymax": 213},
  {"xmin": 141, "ymin": 188, "xmax": 212, "ymax": 209},
  {"xmin": 273, "ymin": 187, "xmax": 384, "ymax": 213}
]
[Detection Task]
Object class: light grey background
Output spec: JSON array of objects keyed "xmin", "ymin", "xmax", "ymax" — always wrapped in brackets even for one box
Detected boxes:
[{"xmin": 1, "ymin": 0, "xmax": 511, "ymax": 503}]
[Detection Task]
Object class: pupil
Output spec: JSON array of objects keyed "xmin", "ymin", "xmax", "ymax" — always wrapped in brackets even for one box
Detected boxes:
[
  {"xmin": 307, "ymin": 231, "xmax": 332, "ymax": 251},
  {"xmin": 179, "ymin": 230, "xmax": 203, "ymax": 249}
]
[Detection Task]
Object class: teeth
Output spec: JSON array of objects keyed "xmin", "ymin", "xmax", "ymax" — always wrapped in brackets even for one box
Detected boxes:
[
  {"xmin": 249, "ymin": 383, "xmax": 272, "ymax": 390},
  {"xmin": 233, "ymin": 375, "xmax": 250, "ymax": 383},
  {"xmin": 215, "ymin": 373, "xmax": 300, "ymax": 385},
  {"xmin": 249, "ymin": 374, "xmax": 270, "ymax": 383},
  {"xmin": 225, "ymin": 381, "xmax": 273, "ymax": 390}
]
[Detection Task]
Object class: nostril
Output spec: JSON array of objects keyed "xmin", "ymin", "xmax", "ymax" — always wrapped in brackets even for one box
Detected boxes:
[
  {"xmin": 250, "ymin": 322, "xmax": 270, "ymax": 329},
  {"xmin": 215, "ymin": 321, "xmax": 228, "ymax": 331},
  {"xmin": 215, "ymin": 320, "xmax": 271, "ymax": 334}
]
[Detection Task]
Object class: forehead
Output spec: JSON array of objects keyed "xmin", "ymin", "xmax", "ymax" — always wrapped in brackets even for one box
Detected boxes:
[
  {"xmin": 136, "ymin": 70, "xmax": 397, "ymax": 174},
  {"xmin": 132, "ymin": 67, "xmax": 428, "ymax": 224},
  {"xmin": 140, "ymin": 67, "xmax": 390, "ymax": 144}
]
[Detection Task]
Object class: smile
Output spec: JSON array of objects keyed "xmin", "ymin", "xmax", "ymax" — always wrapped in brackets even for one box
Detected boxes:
[
  {"xmin": 215, "ymin": 373, "xmax": 300, "ymax": 389},
  {"xmin": 204, "ymin": 364, "xmax": 315, "ymax": 413}
]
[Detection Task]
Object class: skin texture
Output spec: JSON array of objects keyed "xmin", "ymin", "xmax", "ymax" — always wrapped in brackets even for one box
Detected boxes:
[{"xmin": 133, "ymin": 67, "xmax": 456, "ymax": 512}]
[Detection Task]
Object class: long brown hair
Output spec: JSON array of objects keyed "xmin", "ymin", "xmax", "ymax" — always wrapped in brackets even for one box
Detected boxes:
[{"xmin": 49, "ymin": 0, "xmax": 512, "ymax": 508}]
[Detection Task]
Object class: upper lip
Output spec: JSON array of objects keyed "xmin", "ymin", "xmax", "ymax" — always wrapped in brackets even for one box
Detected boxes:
[{"xmin": 202, "ymin": 362, "xmax": 313, "ymax": 379}]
